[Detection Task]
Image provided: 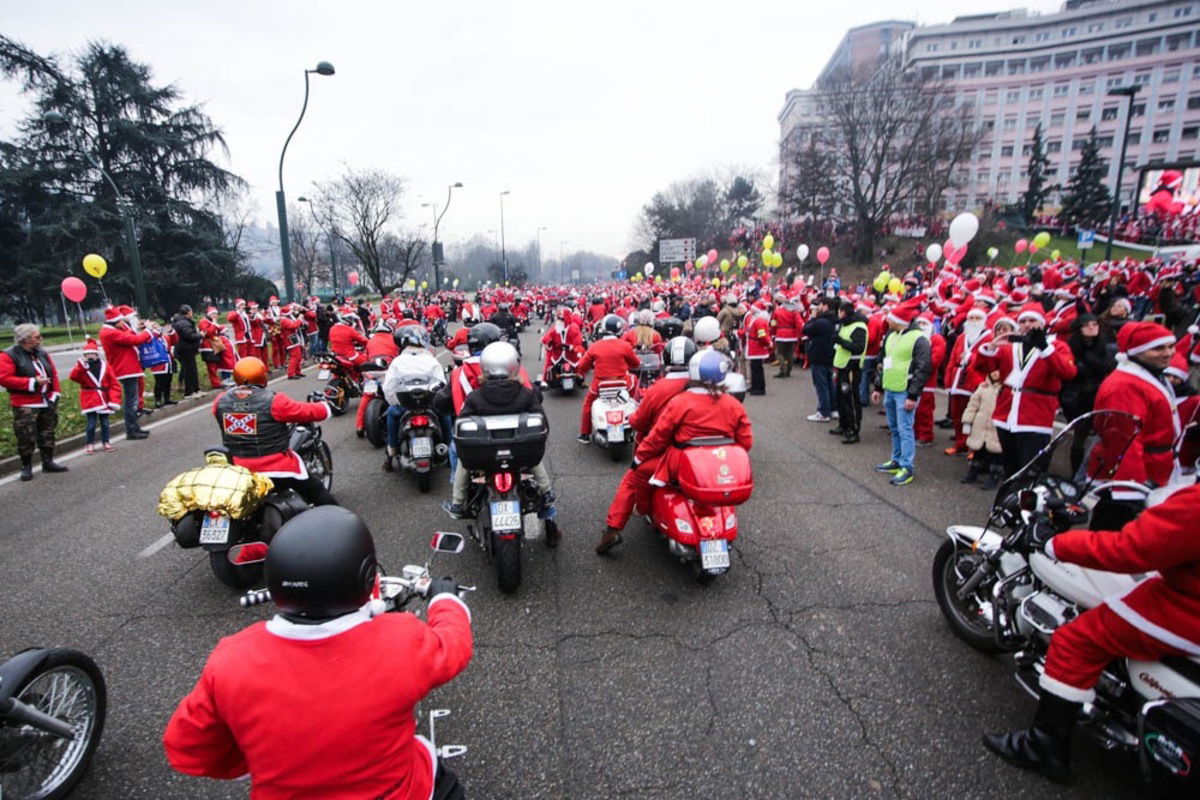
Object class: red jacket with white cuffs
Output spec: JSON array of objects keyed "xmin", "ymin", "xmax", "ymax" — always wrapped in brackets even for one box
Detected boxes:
[
  {"xmin": 1048, "ymin": 484, "xmax": 1200, "ymax": 657},
  {"xmin": 69, "ymin": 360, "xmax": 122, "ymax": 414},
  {"xmin": 0, "ymin": 345, "xmax": 60, "ymax": 408},
  {"xmin": 98, "ymin": 321, "xmax": 152, "ymax": 380},
  {"xmin": 163, "ymin": 595, "xmax": 473, "ymax": 800},
  {"xmin": 975, "ymin": 336, "xmax": 1077, "ymax": 434},
  {"xmin": 1090, "ymin": 360, "xmax": 1181, "ymax": 492}
]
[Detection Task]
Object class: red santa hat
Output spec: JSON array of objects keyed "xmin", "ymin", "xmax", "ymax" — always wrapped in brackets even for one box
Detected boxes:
[
  {"xmin": 103, "ymin": 306, "xmax": 122, "ymax": 322},
  {"xmin": 974, "ymin": 289, "xmax": 998, "ymax": 307},
  {"xmin": 83, "ymin": 337, "xmax": 99, "ymax": 353},
  {"xmin": 963, "ymin": 278, "xmax": 981, "ymax": 293},
  {"xmin": 1016, "ymin": 304, "xmax": 1046, "ymax": 325},
  {"xmin": 1008, "ymin": 289, "xmax": 1030, "ymax": 306},
  {"xmin": 269, "ymin": 295, "xmax": 279, "ymax": 304},
  {"xmin": 117, "ymin": 304, "xmax": 135, "ymax": 318},
  {"xmin": 206, "ymin": 305, "xmax": 218, "ymax": 316},
  {"xmin": 235, "ymin": 297, "xmax": 246, "ymax": 307},
  {"xmin": 887, "ymin": 298, "xmax": 922, "ymax": 328},
  {"xmin": 1117, "ymin": 321, "xmax": 1175, "ymax": 358},
  {"xmin": 248, "ymin": 301, "xmax": 259, "ymax": 309},
  {"xmin": 1165, "ymin": 352, "xmax": 1190, "ymax": 382}
]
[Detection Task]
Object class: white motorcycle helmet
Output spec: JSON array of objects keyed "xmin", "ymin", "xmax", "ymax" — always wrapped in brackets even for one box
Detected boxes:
[{"xmin": 693, "ymin": 316, "xmax": 721, "ymax": 345}]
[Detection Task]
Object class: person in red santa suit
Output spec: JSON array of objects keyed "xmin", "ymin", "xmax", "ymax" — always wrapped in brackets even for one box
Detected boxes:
[
  {"xmin": 913, "ymin": 313, "xmax": 946, "ymax": 446},
  {"xmin": 599, "ymin": 336, "xmax": 695, "ymax": 548},
  {"xmin": 1, "ymin": 324, "xmax": 67, "ymax": 479},
  {"xmin": 69, "ymin": 337, "xmax": 122, "ymax": 454},
  {"xmin": 575, "ymin": 315, "xmax": 640, "ymax": 443},
  {"xmin": 540, "ymin": 307, "xmax": 583, "ymax": 385},
  {"xmin": 328, "ymin": 310, "xmax": 369, "ymax": 371},
  {"xmin": 164, "ymin": 506, "xmax": 472, "ymax": 800},
  {"xmin": 743, "ymin": 300, "xmax": 772, "ymax": 395},
  {"xmin": 278, "ymin": 304, "xmax": 308, "ymax": 380},
  {"xmin": 983, "ymin": 482, "xmax": 1200, "ymax": 784},
  {"xmin": 99, "ymin": 304, "xmax": 153, "ymax": 439},
  {"xmin": 974, "ymin": 304, "xmax": 1077, "ymax": 477},
  {"xmin": 266, "ymin": 296, "xmax": 287, "ymax": 369},
  {"xmin": 365, "ymin": 320, "xmax": 400, "ymax": 360},
  {"xmin": 242, "ymin": 302, "xmax": 264, "ymax": 362},
  {"xmin": 1088, "ymin": 320, "xmax": 1181, "ymax": 531},
  {"xmin": 596, "ymin": 349, "xmax": 752, "ymax": 554},
  {"xmin": 770, "ymin": 292, "xmax": 799, "ymax": 378},
  {"xmin": 944, "ymin": 307, "xmax": 992, "ymax": 455},
  {"xmin": 211, "ymin": 357, "xmax": 336, "ymax": 505},
  {"xmin": 227, "ymin": 298, "xmax": 249, "ymax": 357}
]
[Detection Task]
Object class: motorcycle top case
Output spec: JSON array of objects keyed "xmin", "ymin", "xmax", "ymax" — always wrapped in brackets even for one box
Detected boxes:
[
  {"xmin": 675, "ymin": 444, "xmax": 753, "ymax": 506},
  {"xmin": 454, "ymin": 413, "xmax": 548, "ymax": 471},
  {"xmin": 1140, "ymin": 697, "xmax": 1200, "ymax": 793}
]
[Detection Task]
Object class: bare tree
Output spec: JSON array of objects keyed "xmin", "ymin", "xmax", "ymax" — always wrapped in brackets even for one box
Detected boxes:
[
  {"xmin": 779, "ymin": 131, "xmax": 838, "ymax": 227},
  {"xmin": 314, "ymin": 167, "xmax": 406, "ymax": 294},
  {"xmin": 823, "ymin": 62, "xmax": 976, "ymax": 261},
  {"xmin": 380, "ymin": 231, "xmax": 428, "ymax": 288},
  {"xmin": 288, "ymin": 204, "xmax": 328, "ymax": 297}
]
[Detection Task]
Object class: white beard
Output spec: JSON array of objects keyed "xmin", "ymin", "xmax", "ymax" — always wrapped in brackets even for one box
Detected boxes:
[{"xmin": 962, "ymin": 320, "xmax": 985, "ymax": 345}]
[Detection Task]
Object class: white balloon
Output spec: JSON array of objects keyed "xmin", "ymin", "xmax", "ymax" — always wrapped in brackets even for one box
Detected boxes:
[
  {"xmin": 948, "ymin": 213, "xmax": 979, "ymax": 247},
  {"xmin": 644, "ymin": 262, "xmax": 655, "ymax": 275},
  {"xmin": 925, "ymin": 243, "xmax": 943, "ymax": 263},
  {"xmin": 797, "ymin": 244, "xmax": 810, "ymax": 261}
]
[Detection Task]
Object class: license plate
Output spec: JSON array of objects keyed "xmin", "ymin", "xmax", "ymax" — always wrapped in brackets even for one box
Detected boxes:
[
  {"xmin": 363, "ymin": 379, "xmax": 377, "ymax": 394},
  {"xmin": 318, "ymin": 369, "xmax": 331, "ymax": 380},
  {"xmin": 199, "ymin": 514, "xmax": 230, "ymax": 545},
  {"xmin": 607, "ymin": 424, "xmax": 623, "ymax": 442},
  {"xmin": 700, "ymin": 539, "xmax": 730, "ymax": 570},
  {"xmin": 562, "ymin": 377, "xmax": 574, "ymax": 390},
  {"xmin": 491, "ymin": 501, "xmax": 521, "ymax": 532},
  {"xmin": 411, "ymin": 436, "xmax": 432, "ymax": 458}
]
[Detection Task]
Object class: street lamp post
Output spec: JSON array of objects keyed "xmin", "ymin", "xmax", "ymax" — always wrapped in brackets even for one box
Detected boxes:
[
  {"xmin": 297, "ymin": 195, "xmax": 338, "ymax": 298},
  {"xmin": 277, "ymin": 61, "xmax": 335, "ymax": 303},
  {"xmin": 1105, "ymin": 84, "xmax": 1141, "ymax": 261},
  {"xmin": 536, "ymin": 226, "xmax": 548, "ymax": 280},
  {"xmin": 499, "ymin": 190, "xmax": 511, "ymax": 284},
  {"xmin": 430, "ymin": 182, "xmax": 462, "ymax": 293},
  {"xmin": 43, "ymin": 111, "xmax": 148, "ymax": 312}
]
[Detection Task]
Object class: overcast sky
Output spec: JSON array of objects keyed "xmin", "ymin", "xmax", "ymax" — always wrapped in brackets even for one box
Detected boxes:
[{"xmin": 3, "ymin": 0, "xmax": 1063, "ymax": 259}]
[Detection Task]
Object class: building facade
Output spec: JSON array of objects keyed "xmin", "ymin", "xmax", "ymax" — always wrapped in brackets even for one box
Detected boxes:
[{"xmin": 780, "ymin": 0, "xmax": 1200, "ymax": 214}]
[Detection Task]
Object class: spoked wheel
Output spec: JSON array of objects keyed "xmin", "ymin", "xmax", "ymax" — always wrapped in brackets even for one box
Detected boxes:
[
  {"xmin": 304, "ymin": 442, "xmax": 334, "ymax": 492},
  {"xmin": 932, "ymin": 538, "xmax": 1004, "ymax": 653},
  {"xmin": 0, "ymin": 650, "xmax": 106, "ymax": 800}
]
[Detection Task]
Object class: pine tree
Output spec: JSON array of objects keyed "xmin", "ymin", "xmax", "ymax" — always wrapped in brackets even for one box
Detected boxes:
[
  {"xmin": 1060, "ymin": 126, "xmax": 1112, "ymax": 229},
  {"xmin": 1019, "ymin": 123, "xmax": 1053, "ymax": 223}
]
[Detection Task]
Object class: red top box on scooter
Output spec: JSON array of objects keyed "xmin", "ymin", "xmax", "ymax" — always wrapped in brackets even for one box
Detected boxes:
[{"xmin": 675, "ymin": 442, "xmax": 752, "ymax": 506}]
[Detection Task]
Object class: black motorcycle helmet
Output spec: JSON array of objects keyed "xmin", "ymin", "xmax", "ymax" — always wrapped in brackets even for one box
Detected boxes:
[
  {"xmin": 655, "ymin": 316, "xmax": 684, "ymax": 340},
  {"xmin": 663, "ymin": 336, "xmax": 697, "ymax": 370},
  {"xmin": 467, "ymin": 321, "xmax": 503, "ymax": 355},
  {"xmin": 393, "ymin": 324, "xmax": 429, "ymax": 349},
  {"xmin": 266, "ymin": 507, "xmax": 378, "ymax": 622},
  {"xmin": 601, "ymin": 314, "xmax": 625, "ymax": 336},
  {"xmin": 402, "ymin": 308, "xmax": 416, "ymax": 320}
]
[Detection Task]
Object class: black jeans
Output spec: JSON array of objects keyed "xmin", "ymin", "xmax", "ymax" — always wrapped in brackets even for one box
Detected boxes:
[
  {"xmin": 272, "ymin": 475, "xmax": 338, "ymax": 507},
  {"xmin": 835, "ymin": 363, "xmax": 862, "ymax": 435},
  {"xmin": 153, "ymin": 372, "xmax": 172, "ymax": 405},
  {"xmin": 997, "ymin": 429, "xmax": 1050, "ymax": 478},
  {"xmin": 749, "ymin": 359, "xmax": 765, "ymax": 394},
  {"xmin": 177, "ymin": 352, "xmax": 200, "ymax": 395}
]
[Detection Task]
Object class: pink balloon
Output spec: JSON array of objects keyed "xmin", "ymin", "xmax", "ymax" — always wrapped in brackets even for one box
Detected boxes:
[
  {"xmin": 1015, "ymin": 239, "xmax": 1028, "ymax": 254},
  {"xmin": 1029, "ymin": 243, "xmax": 1040, "ymax": 255},
  {"xmin": 61, "ymin": 276, "xmax": 86, "ymax": 303},
  {"xmin": 707, "ymin": 249, "xmax": 718, "ymax": 264},
  {"xmin": 685, "ymin": 260, "xmax": 693, "ymax": 271},
  {"xmin": 348, "ymin": 271, "xmax": 360, "ymax": 286},
  {"xmin": 945, "ymin": 243, "xmax": 968, "ymax": 264},
  {"xmin": 816, "ymin": 246, "xmax": 830, "ymax": 265}
]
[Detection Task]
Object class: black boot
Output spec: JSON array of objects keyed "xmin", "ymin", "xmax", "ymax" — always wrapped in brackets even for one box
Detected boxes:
[
  {"xmin": 980, "ymin": 463, "xmax": 1003, "ymax": 491},
  {"xmin": 982, "ymin": 692, "xmax": 1079, "ymax": 783},
  {"xmin": 19, "ymin": 455, "xmax": 33, "ymax": 481},
  {"xmin": 40, "ymin": 449, "xmax": 68, "ymax": 474},
  {"xmin": 960, "ymin": 459, "xmax": 981, "ymax": 484}
]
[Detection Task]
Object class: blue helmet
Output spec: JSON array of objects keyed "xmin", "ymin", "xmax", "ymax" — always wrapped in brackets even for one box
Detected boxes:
[{"xmin": 688, "ymin": 350, "xmax": 729, "ymax": 385}]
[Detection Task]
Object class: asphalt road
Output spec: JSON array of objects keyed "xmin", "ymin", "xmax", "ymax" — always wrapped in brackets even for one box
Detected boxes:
[{"xmin": 0, "ymin": 327, "xmax": 1143, "ymax": 799}]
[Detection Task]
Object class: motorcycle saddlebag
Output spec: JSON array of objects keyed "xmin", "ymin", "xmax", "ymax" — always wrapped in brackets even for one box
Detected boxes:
[
  {"xmin": 259, "ymin": 489, "xmax": 309, "ymax": 544},
  {"xmin": 676, "ymin": 444, "xmax": 753, "ymax": 506},
  {"xmin": 454, "ymin": 413, "xmax": 547, "ymax": 471},
  {"xmin": 171, "ymin": 510, "xmax": 203, "ymax": 549},
  {"xmin": 1139, "ymin": 697, "xmax": 1200, "ymax": 795}
]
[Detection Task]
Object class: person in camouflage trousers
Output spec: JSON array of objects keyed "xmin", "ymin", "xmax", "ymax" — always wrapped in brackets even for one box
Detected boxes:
[{"xmin": 0, "ymin": 324, "xmax": 69, "ymax": 480}]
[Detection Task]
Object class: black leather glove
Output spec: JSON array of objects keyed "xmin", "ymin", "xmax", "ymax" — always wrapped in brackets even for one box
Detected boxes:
[
  {"xmin": 427, "ymin": 576, "xmax": 458, "ymax": 598},
  {"xmin": 1025, "ymin": 327, "xmax": 1048, "ymax": 352}
]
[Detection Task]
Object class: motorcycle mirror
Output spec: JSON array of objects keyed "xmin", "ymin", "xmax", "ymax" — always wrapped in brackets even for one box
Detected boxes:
[
  {"xmin": 228, "ymin": 542, "xmax": 269, "ymax": 565},
  {"xmin": 430, "ymin": 532, "xmax": 465, "ymax": 554}
]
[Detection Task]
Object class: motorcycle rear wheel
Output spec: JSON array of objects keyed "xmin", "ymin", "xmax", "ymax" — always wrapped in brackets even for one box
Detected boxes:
[
  {"xmin": 493, "ymin": 533, "xmax": 522, "ymax": 594},
  {"xmin": 363, "ymin": 397, "xmax": 386, "ymax": 448},
  {"xmin": 417, "ymin": 471, "xmax": 432, "ymax": 493},
  {"xmin": 209, "ymin": 550, "xmax": 263, "ymax": 590},
  {"xmin": 0, "ymin": 650, "xmax": 106, "ymax": 800},
  {"xmin": 932, "ymin": 538, "xmax": 1004, "ymax": 654},
  {"xmin": 607, "ymin": 442, "xmax": 628, "ymax": 463}
]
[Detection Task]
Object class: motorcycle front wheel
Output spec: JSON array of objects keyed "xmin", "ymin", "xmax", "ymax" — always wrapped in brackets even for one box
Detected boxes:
[
  {"xmin": 305, "ymin": 441, "xmax": 334, "ymax": 491},
  {"xmin": 932, "ymin": 539, "xmax": 1004, "ymax": 654},
  {"xmin": 325, "ymin": 380, "xmax": 348, "ymax": 416},
  {"xmin": 0, "ymin": 650, "xmax": 106, "ymax": 800}
]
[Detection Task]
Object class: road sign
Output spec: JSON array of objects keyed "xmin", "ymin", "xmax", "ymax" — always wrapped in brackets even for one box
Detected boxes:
[
  {"xmin": 659, "ymin": 238, "xmax": 697, "ymax": 264},
  {"xmin": 1077, "ymin": 229, "xmax": 1095, "ymax": 249}
]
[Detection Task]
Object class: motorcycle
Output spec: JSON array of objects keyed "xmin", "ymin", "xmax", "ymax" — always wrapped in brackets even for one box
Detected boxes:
[
  {"xmin": 361, "ymin": 358, "xmax": 396, "ymax": 449},
  {"xmin": 235, "ymin": 532, "xmax": 472, "ymax": 797},
  {"xmin": 315, "ymin": 352, "xmax": 363, "ymax": 416},
  {"xmin": 453, "ymin": 413, "xmax": 551, "ymax": 593},
  {"xmin": 645, "ymin": 436, "xmax": 753, "ymax": 584},
  {"xmin": 389, "ymin": 376, "xmax": 450, "ymax": 493},
  {"xmin": 0, "ymin": 648, "xmax": 106, "ymax": 800},
  {"xmin": 588, "ymin": 378, "xmax": 638, "ymax": 462},
  {"xmin": 162, "ymin": 414, "xmax": 329, "ymax": 589},
  {"xmin": 428, "ymin": 317, "xmax": 448, "ymax": 348},
  {"xmin": 543, "ymin": 350, "xmax": 581, "ymax": 395},
  {"xmin": 933, "ymin": 411, "xmax": 1200, "ymax": 796}
]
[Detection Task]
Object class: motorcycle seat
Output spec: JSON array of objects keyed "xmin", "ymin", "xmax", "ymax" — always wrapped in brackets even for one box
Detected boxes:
[{"xmin": 682, "ymin": 436, "xmax": 736, "ymax": 448}]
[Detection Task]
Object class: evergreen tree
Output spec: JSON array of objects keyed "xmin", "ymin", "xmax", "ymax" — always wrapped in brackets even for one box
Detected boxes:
[
  {"xmin": 1019, "ymin": 123, "xmax": 1053, "ymax": 223},
  {"xmin": 1060, "ymin": 126, "xmax": 1112, "ymax": 229}
]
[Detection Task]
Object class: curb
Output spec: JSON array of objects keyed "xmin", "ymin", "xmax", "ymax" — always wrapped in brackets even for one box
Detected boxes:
[{"xmin": 0, "ymin": 364, "xmax": 311, "ymax": 479}]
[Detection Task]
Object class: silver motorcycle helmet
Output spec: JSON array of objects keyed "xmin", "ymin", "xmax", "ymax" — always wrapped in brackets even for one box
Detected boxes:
[{"xmin": 480, "ymin": 341, "xmax": 520, "ymax": 380}]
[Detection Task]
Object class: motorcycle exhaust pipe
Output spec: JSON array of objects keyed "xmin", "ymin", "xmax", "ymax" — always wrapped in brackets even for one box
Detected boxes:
[{"xmin": 435, "ymin": 443, "xmax": 449, "ymax": 457}]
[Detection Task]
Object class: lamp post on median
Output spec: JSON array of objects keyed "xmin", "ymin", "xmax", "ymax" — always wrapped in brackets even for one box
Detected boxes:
[
  {"xmin": 499, "ymin": 190, "xmax": 511, "ymax": 284},
  {"xmin": 43, "ymin": 110, "xmax": 148, "ymax": 312},
  {"xmin": 297, "ymin": 195, "xmax": 339, "ymax": 298},
  {"xmin": 430, "ymin": 182, "xmax": 463, "ymax": 294},
  {"xmin": 1104, "ymin": 84, "xmax": 1141, "ymax": 262},
  {"xmin": 536, "ymin": 226, "xmax": 548, "ymax": 280},
  {"xmin": 276, "ymin": 60, "xmax": 335, "ymax": 303}
]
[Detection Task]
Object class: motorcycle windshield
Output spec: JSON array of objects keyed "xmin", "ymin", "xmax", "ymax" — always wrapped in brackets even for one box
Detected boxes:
[{"xmin": 990, "ymin": 410, "xmax": 1142, "ymax": 510}]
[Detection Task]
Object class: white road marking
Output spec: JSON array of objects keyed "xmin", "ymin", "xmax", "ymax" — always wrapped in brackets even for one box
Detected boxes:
[{"xmin": 137, "ymin": 532, "xmax": 176, "ymax": 559}]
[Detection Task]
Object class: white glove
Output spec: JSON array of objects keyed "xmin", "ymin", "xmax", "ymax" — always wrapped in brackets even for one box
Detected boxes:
[{"xmin": 961, "ymin": 423, "xmax": 972, "ymax": 435}]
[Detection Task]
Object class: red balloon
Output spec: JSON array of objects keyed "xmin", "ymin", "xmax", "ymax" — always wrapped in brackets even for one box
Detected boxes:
[
  {"xmin": 61, "ymin": 276, "xmax": 86, "ymax": 303},
  {"xmin": 1015, "ymin": 239, "xmax": 1028, "ymax": 254},
  {"xmin": 348, "ymin": 271, "xmax": 360, "ymax": 286},
  {"xmin": 816, "ymin": 246, "xmax": 830, "ymax": 265}
]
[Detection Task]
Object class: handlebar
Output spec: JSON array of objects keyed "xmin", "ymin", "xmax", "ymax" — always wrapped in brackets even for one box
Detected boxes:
[{"xmin": 239, "ymin": 570, "xmax": 474, "ymax": 610}]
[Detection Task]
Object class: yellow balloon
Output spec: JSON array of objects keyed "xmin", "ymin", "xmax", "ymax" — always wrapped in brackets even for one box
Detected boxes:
[
  {"xmin": 1033, "ymin": 231, "xmax": 1052, "ymax": 249},
  {"xmin": 654, "ymin": 275, "xmax": 663, "ymax": 283},
  {"xmin": 737, "ymin": 255, "xmax": 748, "ymax": 269},
  {"xmin": 452, "ymin": 278, "xmax": 460, "ymax": 287},
  {"xmin": 82, "ymin": 253, "xmax": 107, "ymax": 279},
  {"xmin": 712, "ymin": 277, "xmax": 721, "ymax": 287},
  {"xmin": 761, "ymin": 249, "xmax": 772, "ymax": 263},
  {"xmin": 887, "ymin": 278, "xmax": 903, "ymax": 295},
  {"xmin": 420, "ymin": 280, "xmax": 428, "ymax": 289},
  {"xmin": 635, "ymin": 272, "xmax": 643, "ymax": 281},
  {"xmin": 1050, "ymin": 249, "xmax": 1061, "ymax": 261},
  {"xmin": 774, "ymin": 252, "xmax": 784, "ymax": 268},
  {"xmin": 763, "ymin": 234, "xmax": 775, "ymax": 251},
  {"xmin": 720, "ymin": 260, "xmax": 731, "ymax": 273}
]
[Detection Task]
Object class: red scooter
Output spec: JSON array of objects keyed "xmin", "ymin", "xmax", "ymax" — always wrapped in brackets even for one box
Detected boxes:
[{"xmin": 646, "ymin": 436, "xmax": 753, "ymax": 583}]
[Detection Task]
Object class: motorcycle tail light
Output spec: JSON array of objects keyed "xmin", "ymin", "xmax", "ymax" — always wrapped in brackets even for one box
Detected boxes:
[
  {"xmin": 411, "ymin": 414, "xmax": 430, "ymax": 427},
  {"xmin": 606, "ymin": 410, "xmax": 624, "ymax": 425},
  {"xmin": 493, "ymin": 471, "xmax": 514, "ymax": 493}
]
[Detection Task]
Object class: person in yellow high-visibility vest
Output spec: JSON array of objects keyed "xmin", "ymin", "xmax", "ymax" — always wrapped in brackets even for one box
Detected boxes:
[{"xmin": 870, "ymin": 299, "xmax": 932, "ymax": 486}]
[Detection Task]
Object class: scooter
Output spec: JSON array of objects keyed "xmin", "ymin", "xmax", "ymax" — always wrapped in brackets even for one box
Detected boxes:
[
  {"xmin": 388, "ymin": 376, "xmax": 450, "ymax": 493},
  {"xmin": 0, "ymin": 648, "xmax": 106, "ymax": 800},
  {"xmin": 933, "ymin": 411, "xmax": 1200, "ymax": 797},
  {"xmin": 645, "ymin": 436, "xmax": 753, "ymax": 583},
  {"xmin": 588, "ymin": 378, "xmax": 638, "ymax": 462}
]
